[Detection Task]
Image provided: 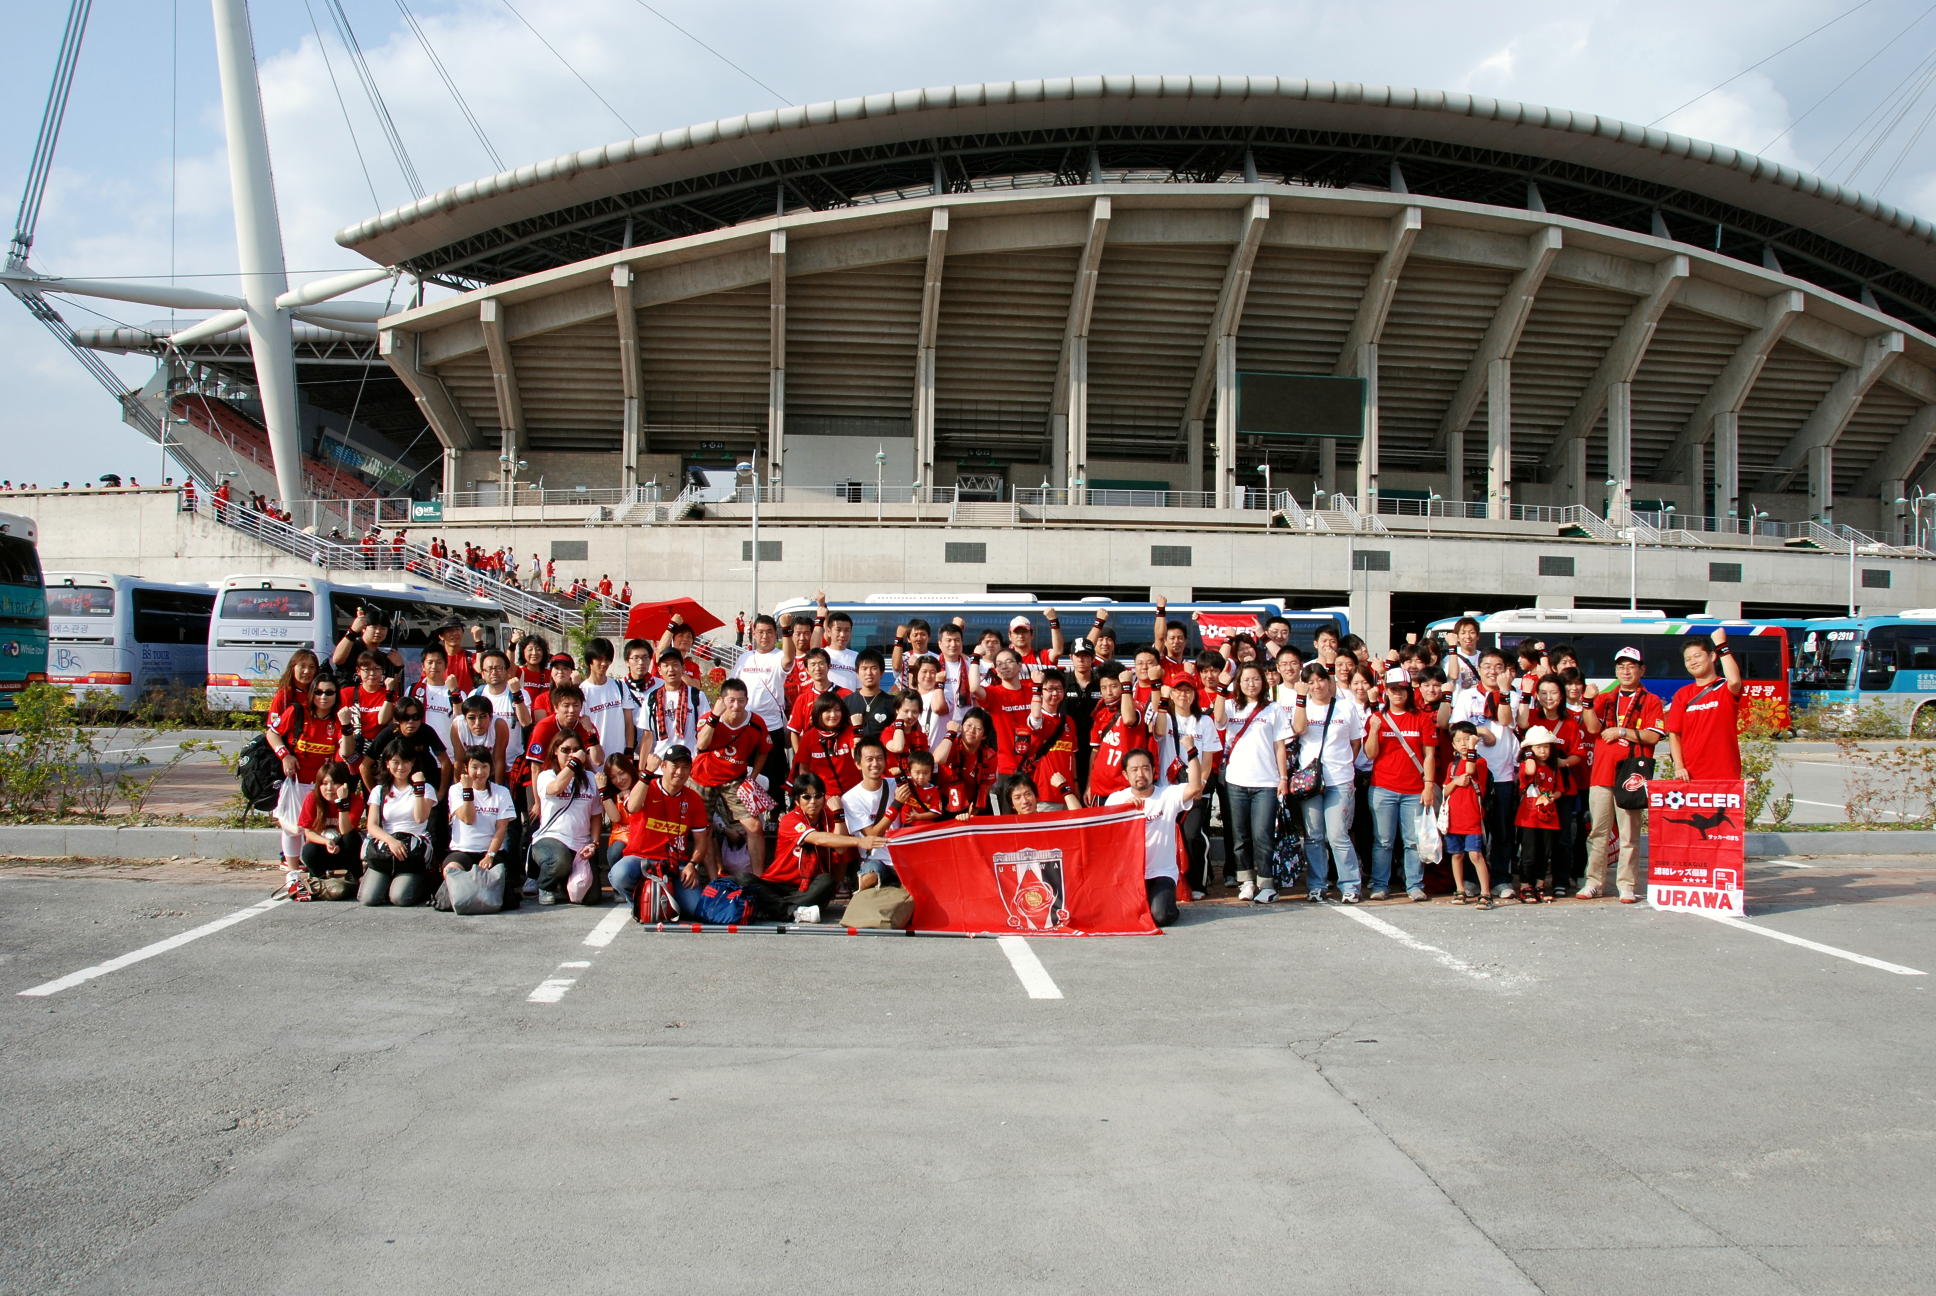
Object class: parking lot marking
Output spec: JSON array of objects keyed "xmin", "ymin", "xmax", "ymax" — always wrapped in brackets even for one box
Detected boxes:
[
  {"xmin": 527, "ymin": 974, "xmax": 578, "ymax": 1004},
  {"xmin": 18, "ymin": 896, "xmax": 287, "ymax": 998},
  {"xmin": 1328, "ymin": 903, "xmax": 1523, "ymax": 987},
  {"xmin": 997, "ymin": 936, "xmax": 1063, "ymax": 999},
  {"xmin": 1690, "ymin": 912, "xmax": 1927, "ymax": 976},
  {"xmin": 582, "ymin": 908, "xmax": 631, "ymax": 948}
]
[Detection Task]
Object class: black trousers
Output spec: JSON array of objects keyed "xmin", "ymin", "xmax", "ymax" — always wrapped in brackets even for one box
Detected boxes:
[
  {"xmin": 1146, "ymin": 876, "xmax": 1179, "ymax": 928},
  {"xmin": 743, "ymin": 872, "xmax": 836, "ymax": 921},
  {"xmin": 1483, "ymin": 782, "xmax": 1519, "ymax": 884},
  {"xmin": 300, "ymin": 834, "xmax": 362, "ymax": 878},
  {"xmin": 1521, "ymin": 825, "xmax": 1561, "ymax": 887},
  {"xmin": 1179, "ymin": 795, "xmax": 1212, "ymax": 892}
]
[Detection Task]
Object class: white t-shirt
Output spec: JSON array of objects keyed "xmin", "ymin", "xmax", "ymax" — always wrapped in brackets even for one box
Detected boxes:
[
  {"xmin": 470, "ymin": 684, "xmax": 526, "ymax": 751},
  {"xmin": 735, "ymin": 647, "xmax": 790, "ymax": 728},
  {"xmin": 1221, "ymin": 700, "xmax": 1288, "ymax": 789},
  {"xmin": 637, "ymin": 680, "xmax": 703, "ymax": 756},
  {"xmin": 825, "ymin": 646, "xmax": 859, "ymax": 693},
  {"xmin": 1106, "ymin": 782, "xmax": 1196, "ymax": 880},
  {"xmin": 414, "ymin": 680, "xmax": 456, "ymax": 738},
  {"xmin": 1294, "ymin": 695, "xmax": 1365, "ymax": 788},
  {"xmin": 446, "ymin": 782, "xmax": 514, "ymax": 853},
  {"xmin": 374, "ymin": 782, "xmax": 432, "ymax": 837},
  {"xmin": 840, "ymin": 777, "xmax": 897, "ymax": 867},
  {"xmin": 1478, "ymin": 716, "xmax": 1520, "ymax": 782},
  {"xmin": 1450, "ymin": 684, "xmax": 1499, "ymax": 727},
  {"xmin": 579, "ymin": 676, "xmax": 632, "ymax": 758},
  {"xmin": 533, "ymin": 773, "xmax": 601, "ymax": 851}
]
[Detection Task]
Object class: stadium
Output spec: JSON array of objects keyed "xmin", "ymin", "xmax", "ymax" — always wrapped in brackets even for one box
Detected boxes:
[{"xmin": 30, "ymin": 76, "xmax": 1936, "ymax": 638}]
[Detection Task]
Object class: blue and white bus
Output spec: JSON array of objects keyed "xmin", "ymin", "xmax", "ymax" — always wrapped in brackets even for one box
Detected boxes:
[
  {"xmin": 44, "ymin": 572, "xmax": 217, "ymax": 709},
  {"xmin": 1790, "ymin": 612, "xmax": 1936, "ymax": 734},
  {"xmin": 0, "ymin": 511, "xmax": 49, "ymax": 709}
]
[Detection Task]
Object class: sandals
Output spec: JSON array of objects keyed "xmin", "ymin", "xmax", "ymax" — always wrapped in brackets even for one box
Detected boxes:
[
  {"xmin": 1477, "ymin": 895, "xmax": 1496, "ymax": 910},
  {"xmin": 1551, "ymin": 885, "xmax": 1571, "ymax": 898},
  {"xmin": 1450, "ymin": 892, "xmax": 1468, "ymax": 905},
  {"xmin": 1517, "ymin": 885, "xmax": 1540, "ymax": 904}
]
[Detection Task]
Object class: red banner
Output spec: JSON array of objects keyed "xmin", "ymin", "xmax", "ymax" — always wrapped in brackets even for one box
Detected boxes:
[
  {"xmin": 1191, "ymin": 613, "xmax": 1261, "ymax": 649},
  {"xmin": 885, "ymin": 806, "xmax": 1158, "ymax": 936},
  {"xmin": 1646, "ymin": 779, "xmax": 1747, "ymax": 914}
]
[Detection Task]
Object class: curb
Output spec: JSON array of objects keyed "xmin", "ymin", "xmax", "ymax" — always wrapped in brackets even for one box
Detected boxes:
[
  {"xmin": 0, "ymin": 824, "xmax": 281, "ymax": 861},
  {"xmin": 1741, "ymin": 830, "xmax": 1936, "ymax": 857}
]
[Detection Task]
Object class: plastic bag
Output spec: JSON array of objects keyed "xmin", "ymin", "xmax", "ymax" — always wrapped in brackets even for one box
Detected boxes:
[
  {"xmin": 446, "ymin": 860, "xmax": 505, "ymax": 914},
  {"xmin": 1414, "ymin": 806, "xmax": 1444, "ymax": 865}
]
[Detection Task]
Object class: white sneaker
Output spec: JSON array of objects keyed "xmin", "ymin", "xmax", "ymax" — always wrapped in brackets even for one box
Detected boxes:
[
  {"xmin": 1236, "ymin": 880, "xmax": 1257, "ymax": 901},
  {"xmin": 1190, "ymin": 890, "xmax": 1206, "ymax": 901},
  {"xmin": 792, "ymin": 904, "xmax": 820, "ymax": 924},
  {"xmin": 1254, "ymin": 887, "xmax": 1278, "ymax": 904}
]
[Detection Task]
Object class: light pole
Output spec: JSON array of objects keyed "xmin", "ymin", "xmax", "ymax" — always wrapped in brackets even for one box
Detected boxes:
[
  {"xmin": 736, "ymin": 457, "xmax": 761, "ymax": 618},
  {"xmin": 1311, "ymin": 487, "xmax": 1327, "ymax": 516},
  {"xmin": 1425, "ymin": 490, "xmax": 1443, "ymax": 542},
  {"xmin": 1847, "ymin": 526, "xmax": 1858, "ymax": 616},
  {"xmin": 911, "ymin": 479, "xmax": 922, "ymax": 524},
  {"xmin": 875, "ymin": 446, "xmax": 887, "ymax": 522},
  {"xmin": 1258, "ymin": 463, "xmax": 1272, "ymax": 528}
]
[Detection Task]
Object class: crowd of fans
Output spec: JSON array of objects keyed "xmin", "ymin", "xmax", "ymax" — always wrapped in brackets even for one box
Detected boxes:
[{"xmin": 259, "ymin": 591, "xmax": 1746, "ymax": 926}]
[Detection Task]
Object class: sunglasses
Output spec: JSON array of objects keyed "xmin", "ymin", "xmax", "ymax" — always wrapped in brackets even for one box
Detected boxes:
[
  {"xmin": 397, "ymin": 712, "xmax": 424, "ymax": 721},
  {"xmin": 313, "ymin": 688, "xmax": 339, "ymax": 697}
]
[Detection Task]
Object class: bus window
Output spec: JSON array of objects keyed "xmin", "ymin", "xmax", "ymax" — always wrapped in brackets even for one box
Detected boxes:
[
  {"xmin": 47, "ymin": 587, "xmax": 113, "ymax": 619},
  {"xmin": 0, "ymin": 533, "xmax": 39, "ymax": 587},
  {"xmin": 132, "ymin": 588, "xmax": 215, "ymax": 646},
  {"xmin": 1859, "ymin": 625, "xmax": 1936, "ymax": 692},
  {"xmin": 221, "ymin": 588, "xmax": 315, "ymax": 623}
]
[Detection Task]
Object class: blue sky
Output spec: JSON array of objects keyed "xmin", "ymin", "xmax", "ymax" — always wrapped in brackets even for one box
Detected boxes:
[{"xmin": 4, "ymin": 0, "xmax": 1935, "ymax": 488}]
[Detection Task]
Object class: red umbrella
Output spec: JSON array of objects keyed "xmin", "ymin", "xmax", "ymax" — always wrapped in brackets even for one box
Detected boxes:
[{"xmin": 625, "ymin": 598, "xmax": 725, "ymax": 641}]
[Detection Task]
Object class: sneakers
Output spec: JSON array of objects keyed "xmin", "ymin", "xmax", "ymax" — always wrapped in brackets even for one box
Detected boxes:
[
  {"xmin": 1236, "ymin": 880, "xmax": 1257, "ymax": 902},
  {"xmin": 1304, "ymin": 890, "xmax": 1324, "ymax": 903},
  {"xmin": 1190, "ymin": 889, "xmax": 1206, "ymax": 901},
  {"xmin": 1576, "ymin": 884, "xmax": 1604, "ymax": 900},
  {"xmin": 1619, "ymin": 890, "xmax": 1639, "ymax": 904},
  {"xmin": 1253, "ymin": 886, "xmax": 1278, "ymax": 904},
  {"xmin": 1369, "ymin": 889, "xmax": 1390, "ymax": 901},
  {"xmin": 1340, "ymin": 890, "xmax": 1362, "ymax": 904},
  {"xmin": 1462, "ymin": 880, "xmax": 1480, "ymax": 897},
  {"xmin": 1493, "ymin": 883, "xmax": 1516, "ymax": 900},
  {"xmin": 537, "ymin": 891, "xmax": 557, "ymax": 906},
  {"xmin": 792, "ymin": 904, "xmax": 820, "ymax": 924},
  {"xmin": 1408, "ymin": 888, "xmax": 1429, "ymax": 902}
]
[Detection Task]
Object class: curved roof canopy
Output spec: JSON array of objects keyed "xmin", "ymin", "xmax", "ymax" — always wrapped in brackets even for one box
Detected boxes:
[{"xmin": 337, "ymin": 77, "xmax": 1936, "ymax": 331}]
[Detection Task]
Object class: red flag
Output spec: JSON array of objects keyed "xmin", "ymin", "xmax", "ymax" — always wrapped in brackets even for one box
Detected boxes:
[
  {"xmin": 1646, "ymin": 779, "xmax": 1747, "ymax": 914},
  {"xmin": 1190, "ymin": 612, "xmax": 1260, "ymax": 649},
  {"xmin": 885, "ymin": 806, "xmax": 1157, "ymax": 936}
]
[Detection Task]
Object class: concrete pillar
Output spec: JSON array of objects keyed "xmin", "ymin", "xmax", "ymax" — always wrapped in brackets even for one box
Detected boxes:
[
  {"xmin": 914, "ymin": 349, "xmax": 938, "ymax": 500},
  {"xmin": 1883, "ymin": 477, "xmax": 1908, "ymax": 542},
  {"xmin": 1186, "ymin": 418, "xmax": 1205, "ymax": 494},
  {"xmin": 1319, "ymin": 439, "xmax": 1338, "ymax": 496},
  {"xmin": 1067, "ymin": 336, "xmax": 1089, "ymax": 490},
  {"xmin": 1349, "ymin": 584, "xmax": 1391, "ymax": 657},
  {"xmin": 1809, "ymin": 443, "xmax": 1834, "ymax": 522},
  {"xmin": 620, "ymin": 396, "xmax": 640, "ymax": 495},
  {"xmin": 1486, "ymin": 358, "xmax": 1511, "ymax": 517},
  {"xmin": 1607, "ymin": 380, "xmax": 1632, "ymax": 522},
  {"xmin": 1705, "ymin": 599, "xmax": 1743, "ymax": 619},
  {"xmin": 768, "ymin": 231, "xmax": 787, "ymax": 479},
  {"xmin": 1445, "ymin": 428, "xmax": 1465, "ymax": 502},
  {"xmin": 442, "ymin": 448, "xmax": 461, "ymax": 499},
  {"xmin": 1687, "ymin": 438, "xmax": 1707, "ymax": 520},
  {"xmin": 1714, "ymin": 411, "xmax": 1740, "ymax": 520},
  {"xmin": 1353, "ymin": 341, "xmax": 1378, "ymax": 507},
  {"xmin": 1561, "ymin": 438, "xmax": 1587, "ymax": 507},
  {"xmin": 1214, "ymin": 335, "xmax": 1238, "ymax": 509},
  {"xmin": 1534, "ymin": 590, "xmax": 1576, "ymax": 609},
  {"xmin": 766, "ymin": 369, "xmax": 785, "ymax": 477}
]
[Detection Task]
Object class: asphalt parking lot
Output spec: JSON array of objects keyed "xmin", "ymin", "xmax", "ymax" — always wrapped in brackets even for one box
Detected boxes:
[{"xmin": 2, "ymin": 855, "xmax": 1930, "ymax": 1296}]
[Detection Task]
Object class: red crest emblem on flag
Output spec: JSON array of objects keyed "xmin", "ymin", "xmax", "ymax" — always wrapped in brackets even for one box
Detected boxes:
[{"xmin": 993, "ymin": 847, "xmax": 1068, "ymax": 931}]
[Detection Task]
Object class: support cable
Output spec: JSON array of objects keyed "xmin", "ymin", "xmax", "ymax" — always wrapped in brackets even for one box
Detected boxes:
[
  {"xmin": 1648, "ymin": 0, "xmax": 1877, "ymax": 128},
  {"xmin": 498, "ymin": 0, "xmax": 636, "ymax": 137},
  {"xmin": 627, "ymin": 0, "xmax": 792, "ymax": 106},
  {"xmin": 397, "ymin": 0, "xmax": 507, "ymax": 171},
  {"xmin": 11, "ymin": 0, "xmax": 94, "ymax": 268},
  {"xmin": 1761, "ymin": 2, "xmax": 1936, "ymax": 155},
  {"xmin": 305, "ymin": 0, "xmax": 384, "ymax": 211},
  {"xmin": 323, "ymin": 0, "xmax": 425, "ymax": 198}
]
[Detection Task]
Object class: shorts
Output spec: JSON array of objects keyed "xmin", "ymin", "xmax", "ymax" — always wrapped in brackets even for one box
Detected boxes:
[
  {"xmin": 1444, "ymin": 832, "xmax": 1486, "ymax": 856},
  {"xmin": 700, "ymin": 779, "xmax": 759, "ymax": 823}
]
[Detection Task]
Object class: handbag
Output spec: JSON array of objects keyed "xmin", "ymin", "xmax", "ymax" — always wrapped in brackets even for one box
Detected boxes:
[
  {"xmin": 445, "ymin": 859, "xmax": 506, "ymax": 914},
  {"xmin": 634, "ymin": 870, "xmax": 679, "ymax": 924},
  {"xmin": 842, "ymin": 883, "xmax": 914, "ymax": 929},
  {"xmin": 1606, "ymin": 687, "xmax": 1662, "ymax": 810},
  {"xmin": 1285, "ymin": 701, "xmax": 1334, "ymax": 801}
]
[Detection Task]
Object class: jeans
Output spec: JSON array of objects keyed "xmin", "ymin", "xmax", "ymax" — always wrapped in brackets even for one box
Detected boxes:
[
  {"xmin": 530, "ymin": 838, "xmax": 596, "ymax": 903},
  {"xmin": 743, "ymin": 872, "xmax": 836, "ymax": 921},
  {"xmin": 1369, "ymin": 786, "xmax": 1423, "ymax": 893},
  {"xmin": 1226, "ymin": 783, "xmax": 1278, "ymax": 884},
  {"xmin": 1301, "ymin": 783, "xmax": 1361, "ymax": 895},
  {"xmin": 609, "ymin": 854, "xmax": 672, "ymax": 907}
]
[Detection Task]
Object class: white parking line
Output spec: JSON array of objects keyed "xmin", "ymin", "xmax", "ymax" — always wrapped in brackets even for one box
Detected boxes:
[
  {"xmin": 1327, "ymin": 903, "xmax": 1526, "ymax": 989},
  {"xmin": 18, "ymin": 896, "xmax": 287, "ymax": 997},
  {"xmin": 582, "ymin": 908, "xmax": 631, "ymax": 948},
  {"xmin": 527, "ymin": 975, "xmax": 578, "ymax": 1004},
  {"xmin": 526, "ymin": 908, "xmax": 634, "ymax": 1004},
  {"xmin": 1688, "ymin": 911, "xmax": 1927, "ymax": 976},
  {"xmin": 997, "ymin": 936, "xmax": 1062, "ymax": 999}
]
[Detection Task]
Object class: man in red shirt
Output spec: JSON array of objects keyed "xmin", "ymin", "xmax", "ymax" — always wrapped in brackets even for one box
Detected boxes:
[
  {"xmin": 608, "ymin": 746, "xmax": 709, "ymax": 910},
  {"xmin": 785, "ymin": 648, "xmax": 850, "ymax": 736},
  {"xmin": 1666, "ymin": 627, "xmax": 1745, "ymax": 781},
  {"xmin": 693, "ymin": 679, "xmax": 772, "ymax": 878},
  {"xmin": 972, "ymin": 648, "xmax": 1035, "ymax": 774},
  {"xmin": 1582, "ymin": 645, "xmax": 1667, "ymax": 902},
  {"xmin": 1005, "ymin": 613, "xmax": 1063, "ymax": 668},
  {"xmin": 1152, "ymin": 595, "xmax": 1195, "ymax": 686},
  {"xmin": 1363, "ymin": 667, "xmax": 1438, "ymax": 901}
]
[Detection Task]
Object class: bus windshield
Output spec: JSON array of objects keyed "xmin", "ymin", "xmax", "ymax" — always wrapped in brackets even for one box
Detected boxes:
[
  {"xmin": 1793, "ymin": 629, "xmax": 1858, "ymax": 690},
  {"xmin": 220, "ymin": 589, "xmax": 315, "ymax": 622},
  {"xmin": 47, "ymin": 587, "xmax": 114, "ymax": 618}
]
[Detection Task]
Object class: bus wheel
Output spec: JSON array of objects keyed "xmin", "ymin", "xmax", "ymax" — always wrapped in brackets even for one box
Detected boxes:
[{"xmin": 1913, "ymin": 708, "xmax": 1936, "ymax": 739}]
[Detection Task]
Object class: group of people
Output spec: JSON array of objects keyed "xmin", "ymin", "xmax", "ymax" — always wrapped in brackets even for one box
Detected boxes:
[{"xmin": 256, "ymin": 591, "xmax": 1747, "ymax": 928}]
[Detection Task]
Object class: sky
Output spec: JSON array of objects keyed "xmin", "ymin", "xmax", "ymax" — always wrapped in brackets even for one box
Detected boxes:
[{"xmin": 3, "ymin": 0, "xmax": 1936, "ymax": 488}]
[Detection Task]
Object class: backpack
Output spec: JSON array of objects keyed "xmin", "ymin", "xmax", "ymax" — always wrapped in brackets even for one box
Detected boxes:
[
  {"xmin": 694, "ymin": 874, "xmax": 754, "ymax": 925},
  {"xmin": 236, "ymin": 733, "xmax": 286, "ymax": 811}
]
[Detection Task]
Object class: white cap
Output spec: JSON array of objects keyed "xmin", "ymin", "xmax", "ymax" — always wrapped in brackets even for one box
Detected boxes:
[
  {"xmin": 1522, "ymin": 725, "xmax": 1560, "ymax": 747},
  {"xmin": 1614, "ymin": 645, "xmax": 1644, "ymax": 663},
  {"xmin": 1009, "ymin": 615, "xmax": 1032, "ymax": 631},
  {"xmin": 1383, "ymin": 667, "xmax": 1411, "ymax": 686}
]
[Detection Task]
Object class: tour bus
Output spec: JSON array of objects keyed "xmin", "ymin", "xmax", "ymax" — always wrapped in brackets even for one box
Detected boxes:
[
  {"xmin": 770, "ymin": 594, "xmax": 1350, "ymax": 666},
  {"xmin": 44, "ymin": 572, "xmax": 216, "ymax": 708},
  {"xmin": 206, "ymin": 575, "xmax": 508, "ymax": 712},
  {"xmin": 1424, "ymin": 608, "xmax": 1792, "ymax": 727},
  {"xmin": 1790, "ymin": 612, "xmax": 1936, "ymax": 734},
  {"xmin": 0, "ymin": 511, "xmax": 49, "ymax": 709}
]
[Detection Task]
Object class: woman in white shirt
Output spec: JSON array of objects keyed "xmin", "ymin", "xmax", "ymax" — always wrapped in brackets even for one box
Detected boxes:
[
  {"xmin": 1214, "ymin": 662, "xmax": 1290, "ymax": 903},
  {"xmin": 530, "ymin": 732, "xmax": 603, "ymax": 905},
  {"xmin": 360, "ymin": 742, "xmax": 435, "ymax": 906},
  {"xmin": 1289, "ymin": 663, "xmax": 1366, "ymax": 903}
]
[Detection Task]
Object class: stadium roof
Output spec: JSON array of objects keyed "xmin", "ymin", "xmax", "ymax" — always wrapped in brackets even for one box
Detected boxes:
[{"xmin": 338, "ymin": 76, "xmax": 1936, "ymax": 331}]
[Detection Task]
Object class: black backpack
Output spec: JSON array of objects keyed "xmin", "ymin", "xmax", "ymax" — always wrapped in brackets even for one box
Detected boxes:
[{"xmin": 237, "ymin": 709, "xmax": 304, "ymax": 811}]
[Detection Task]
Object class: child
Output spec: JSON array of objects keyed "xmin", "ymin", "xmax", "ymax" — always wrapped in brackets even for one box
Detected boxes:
[
  {"xmin": 1515, "ymin": 724, "xmax": 1565, "ymax": 903},
  {"xmin": 882, "ymin": 691, "xmax": 930, "ymax": 780},
  {"xmin": 1441, "ymin": 722, "xmax": 1494, "ymax": 910},
  {"xmin": 893, "ymin": 749, "xmax": 946, "ymax": 824}
]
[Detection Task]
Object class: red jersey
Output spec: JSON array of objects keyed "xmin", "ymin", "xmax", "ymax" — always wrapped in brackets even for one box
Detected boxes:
[
  {"xmin": 342, "ymin": 684, "xmax": 390, "ymax": 739},
  {"xmin": 782, "ymin": 656, "xmax": 813, "ymax": 712},
  {"xmin": 1666, "ymin": 678, "xmax": 1742, "ymax": 781},
  {"xmin": 297, "ymin": 787, "xmax": 365, "ymax": 832},
  {"xmin": 1524, "ymin": 712, "xmax": 1586, "ymax": 794},
  {"xmin": 1442, "ymin": 752, "xmax": 1488, "ymax": 836},
  {"xmin": 1589, "ymin": 688, "xmax": 1665, "ymax": 787},
  {"xmin": 881, "ymin": 720, "xmax": 929, "ymax": 780},
  {"xmin": 624, "ymin": 778, "xmax": 708, "ymax": 861},
  {"xmin": 1516, "ymin": 759, "xmax": 1563, "ymax": 830},
  {"xmin": 1160, "ymin": 656, "xmax": 1194, "ymax": 688},
  {"xmin": 524, "ymin": 715, "xmax": 599, "ymax": 769},
  {"xmin": 1086, "ymin": 709, "xmax": 1149, "ymax": 802},
  {"xmin": 978, "ymin": 681, "xmax": 1034, "ymax": 774},
  {"xmin": 269, "ymin": 707, "xmax": 344, "ymax": 783},
  {"xmin": 793, "ymin": 726, "xmax": 858, "ymax": 797},
  {"xmin": 893, "ymin": 779, "xmax": 946, "ymax": 826},
  {"xmin": 693, "ymin": 711, "xmax": 769, "ymax": 788},
  {"xmin": 517, "ymin": 664, "xmax": 548, "ymax": 688},
  {"xmin": 939, "ymin": 739, "xmax": 998, "ymax": 815},
  {"xmin": 1367, "ymin": 706, "xmax": 1436, "ymax": 795},
  {"xmin": 1019, "ymin": 711, "xmax": 1078, "ymax": 799},
  {"xmin": 786, "ymin": 683, "xmax": 850, "ymax": 736},
  {"xmin": 769, "ymin": 808, "xmax": 837, "ymax": 888}
]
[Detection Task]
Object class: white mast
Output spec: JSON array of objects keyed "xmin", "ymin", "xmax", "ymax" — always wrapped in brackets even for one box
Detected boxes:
[{"xmin": 209, "ymin": 0, "xmax": 304, "ymax": 507}]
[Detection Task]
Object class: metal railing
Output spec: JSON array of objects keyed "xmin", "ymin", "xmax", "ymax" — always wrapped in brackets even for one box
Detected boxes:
[{"xmin": 1377, "ymin": 496, "xmax": 1492, "ymax": 520}]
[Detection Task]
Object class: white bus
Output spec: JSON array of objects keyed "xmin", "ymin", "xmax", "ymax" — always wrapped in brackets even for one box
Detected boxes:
[
  {"xmin": 44, "ymin": 572, "xmax": 216, "ymax": 708},
  {"xmin": 206, "ymin": 575, "xmax": 508, "ymax": 712}
]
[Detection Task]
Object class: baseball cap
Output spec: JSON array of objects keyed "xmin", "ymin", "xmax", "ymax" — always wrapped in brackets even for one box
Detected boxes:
[
  {"xmin": 1070, "ymin": 638, "xmax": 1097, "ymax": 656},
  {"xmin": 548, "ymin": 653, "xmax": 575, "ymax": 668},
  {"xmin": 1614, "ymin": 645, "xmax": 1644, "ymax": 664},
  {"xmin": 1009, "ymin": 615, "xmax": 1033, "ymax": 631},
  {"xmin": 1383, "ymin": 667, "xmax": 1411, "ymax": 686},
  {"xmin": 660, "ymin": 744, "xmax": 693, "ymax": 765}
]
